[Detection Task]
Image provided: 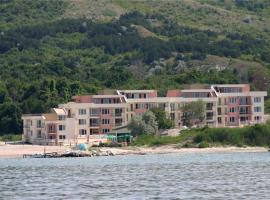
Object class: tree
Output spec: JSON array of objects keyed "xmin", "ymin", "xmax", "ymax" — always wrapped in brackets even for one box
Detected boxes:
[
  {"xmin": 128, "ymin": 115, "xmax": 145, "ymax": 137},
  {"xmin": 0, "ymin": 102, "xmax": 22, "ymax": 135},
  {"xmin": 142, "ymin": 111, "xmax": 158, "ymax": 135},
  {"xmin": 181, "ymin": 100, "xmax": 205, "ymax": 127},
  {"xmin": 128, "ymin": 111, "xmax": 158, "ymax": 136},
  {"xmin": 151, "ymin": 107, "xmax": 174, "ymax": 129}
]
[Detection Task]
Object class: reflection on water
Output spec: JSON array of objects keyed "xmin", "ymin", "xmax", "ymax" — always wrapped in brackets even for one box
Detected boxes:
[{"xmin": 0, "ymin": 152, "xmax": 270, "ymax": 199}]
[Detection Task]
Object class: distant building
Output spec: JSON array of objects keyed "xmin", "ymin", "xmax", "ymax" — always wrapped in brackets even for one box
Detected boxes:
[{"xmin": 22, "ymin": 84, "xmax": 267, "ymax": 145}]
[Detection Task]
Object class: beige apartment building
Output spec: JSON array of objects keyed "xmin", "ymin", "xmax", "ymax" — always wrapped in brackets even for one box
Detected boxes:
[{"xmin": 22, "ymin": 84, "xmax": 267, "ymax": 145}]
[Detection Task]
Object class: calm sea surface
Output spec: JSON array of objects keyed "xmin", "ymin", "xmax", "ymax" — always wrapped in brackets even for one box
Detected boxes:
[{"xmin": 0, "ymin": 152, "xmax": 270, "ymax": 200}]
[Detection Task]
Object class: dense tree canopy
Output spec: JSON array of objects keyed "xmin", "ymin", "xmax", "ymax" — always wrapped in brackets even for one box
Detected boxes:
[{"xmin": 0, "ymin": 1, "xmax": 270, "ymax": 135}]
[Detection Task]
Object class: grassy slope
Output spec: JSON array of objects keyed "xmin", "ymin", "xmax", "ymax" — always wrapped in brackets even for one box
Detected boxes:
[
  {"xmin": 132, "ymin": 124, "xmax": 270, "ymax": 148},
  {"xmin": 65, "ymin": 0, "xmax": 270, "ymax": 90}
]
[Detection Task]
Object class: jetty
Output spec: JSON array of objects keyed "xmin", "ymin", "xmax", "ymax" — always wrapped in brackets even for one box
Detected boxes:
[{"xmin": 23, "ymin": 149, "xmax": 114, "ymax": 158}]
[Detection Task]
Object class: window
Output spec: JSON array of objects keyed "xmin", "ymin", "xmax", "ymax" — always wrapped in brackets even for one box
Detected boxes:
[
  {"xmin": 217, "ymin": 107, "xmax": 222, "ymax": 115},
  {"xmin": 48, "ymin": 124, "xmax": 56, "ymax": 133},
  {"xmin": 58, "ymin": 115, "xmax": 66, "ymax": 121},
  {"xmin": 254, "ymin": 97, "xmax": 261, "ymax": 103},
  {"xmin": 102, "ymin": 119, "xmax": 110, "ymax": 124},
  {"xmin": 240, "ymin": 116, "xmax": 248, "ymax": 122},
  {"xmin": 229, "ymin": 97, "xmax": 237, "ymax": 104},
  {"xmin": 102, "ymin": 109, "xmax": 110, "ymax": 114},
  {"xmin": 170, "ymin": 113, "xmax": 175, "ymax": 120},
  {"xmin": 58, "ymin": 125, "xmax": 65, "ymax": 131},
  {"xmin": 90, "ymin": 108, "xmax": 100, "ymax": 116},
  {"xmin": 67, "ymin": 110, "xmax": 71, "ymax": 118},
  {"xmin": 79, "ymin": 109, "xmax": 86, "ymax": 115},
  {"xmin": 240, "ymin": 107, "xmax": 248, "ymax": 114},
  {"xmin": 79, "ymin": 119, "xmax": 87, "ymax": 125},
  {"xmin": 206, "ymin": 103, "xmax": 213, "ymax": 110},
  {"xmin": 218, "ymin": 98, "xmax": 221, "ymax": 105},
  {"xmin": 229, "ymin": 117, "xmax": 235, "ymax": 123},
  {"xmin": 59, "ymin": 135, "xmax": 66, "ymax": 140},
  {"xmin": 206, "ymin": 112, "xmax": 213, "ymax": 120},
  {"xmin": 170, "ymin": 103, "xmax": 175, "ymax": 111},
  {"xmin": 79, "ymin": 129, "xmax": 87, "ymax": 135},
  {"xmin": 90, "ymin": 129, "xmax": 99, "ymax": 135},
  {"xmin": 37, "ymin": 120, "xmax": 42, "ymax": 128},
  {"xmin": 115, "ymin": 118, "xmax": 122, "ymax": 126},
  {"xmin": 135, "ymin": 104, "xmax": 144, "ymax": 109},
  {"xmin": 240, "ymin": 97, "xmax": 248, "ymax": 105},
  {"xmin": 37, "ymin": 130, "xmax": 42, "ymax": 138},
  {"xmin": 254, "ymin": 116, "xmax": 261, "ymax": 121},
  {"xmin": 115, "ymin": 108, "xmax": 122, "ymax": 116},
  {"xmin": 102, "ymin": 128, "xmax": 110, "ymax": 134},
  {"xmin": 90, "ymin": 118, "xmax": 99, "ymax": 126},
  {"xmin": 229, "ymin": 107, "xmax": 237, "ymax": 113},
  {"xmin": 254, "ymin": 107, "xmax": 262, "ymax": 113}
]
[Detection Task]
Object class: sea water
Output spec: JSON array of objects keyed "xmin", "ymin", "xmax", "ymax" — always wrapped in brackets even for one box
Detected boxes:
[{"xmin": 0, "ymin": 152, "xmax": 270, "ymax": 199}]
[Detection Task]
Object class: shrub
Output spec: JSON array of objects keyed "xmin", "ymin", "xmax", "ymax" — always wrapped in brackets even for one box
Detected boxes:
[{"xmin": 198, "ymin": 141, "xmax": 209, "ymax": 148}]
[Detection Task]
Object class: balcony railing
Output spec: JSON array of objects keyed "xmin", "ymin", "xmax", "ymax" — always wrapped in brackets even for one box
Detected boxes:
[
  {"xmin": 115, "ymin": 123, "xmax": 123, "ymax": 127},
  {"xmin": 90, "ymin": 113, "xmax": 100, "ymax": 116},
  {"xmin": 48, "ymin": 130, "xmax": 57, "ymax": 134},
  {"xmin": 89, "ymin": 123, "xmax": 100, "ymax": 127},
  {"xmin": 114, "ymin": 113, "xmax": 122, "ymax": 117},
  {"xmin": 239, "ymin": 102, "xmax": 251, "ymax": 106},
  {"xmin": 240, "ymin": 112, "xmax": 251, "ymax": 115},
  {"xmin": 206, "ymin": 107, "xmax": 213, "ymax": 111}
]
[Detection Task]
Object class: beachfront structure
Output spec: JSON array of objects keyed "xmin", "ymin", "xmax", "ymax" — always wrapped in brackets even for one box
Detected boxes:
[{"xmin": 22, "ymin": 84, "xmax": 267, "ymax": 145}]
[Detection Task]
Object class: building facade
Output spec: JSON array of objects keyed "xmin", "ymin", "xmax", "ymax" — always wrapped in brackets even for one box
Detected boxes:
[{"xmin": 22, "ymin": 84, "xmax": 267, "ymax": 145}]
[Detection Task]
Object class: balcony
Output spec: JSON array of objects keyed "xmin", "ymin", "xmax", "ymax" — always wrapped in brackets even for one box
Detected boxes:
[
  {"xmin": 24, "ymin": 124, "xmax": 31, "ymax": 128},
  {"xmin": 115, "ymin": 123, "xmax": 124, "ymax": 127},
  {"xmin": 48, "ymin": 130, "xmax": 57, "ymax": 134},
  {"xmin": 114, "ymin": 112, "xmax": 123, "ymax": 117},
  {"xmin": 206, "ymin": 108, "xmax": 213, "ymax": 112},
  {"xmin": 240, "ymin": 112, "xmax": 251, "ymax": 115},
  {"xmin": 239, "ymin": 103, "xmax": 251, "ymax": 106},
  {"xmin": 36, "ymin": 124, "xmax": 45, "ymax": 128},
  {"xmin": 206, "ymin": 117, "xmax": 214, "ymax": 121},
  {"xmin": 89, "ymin": 123, "xmax": 100, "ymax": 127},
  {"xmin": 90, "ymin": 113, "xmax": 100, "ymax": 117}
]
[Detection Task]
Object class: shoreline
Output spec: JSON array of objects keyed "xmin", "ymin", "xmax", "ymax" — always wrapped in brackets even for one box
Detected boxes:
[{"xmin": 0, "ymin": 144, "xmax": 268, "ymax": 158}]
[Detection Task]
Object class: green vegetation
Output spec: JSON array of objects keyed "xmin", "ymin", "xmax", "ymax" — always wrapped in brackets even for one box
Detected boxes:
[
  {"xmin": 128, "ymin": 111, "xmax": 158, "ymax": 136},
  {"xmin": 132, "ymin": 134, "xmax": 183, "ymax": 146},
  {"xmin": 193, "ymin": 124, "xmax": 270, "ymax": 147},
  {"xmin": 0, "ymin": 0, "xmax": 270, "ymax": 135},
  {"xmin": 151, "ymin": 108, "xmax": 174, "ymax": 129},
  {"xmin": 181, "ymin": 100, "xmax": 205, "ymax": 127},
  {"xmin": 0, "ymin": 134, "xmax": 22, "ymax": 142},
  {"xmin": 132, "ymin": 124, "xmax": 270, "ymax": 147}
]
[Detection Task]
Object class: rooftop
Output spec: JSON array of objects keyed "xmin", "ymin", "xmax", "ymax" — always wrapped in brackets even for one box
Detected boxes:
[{"xmin": 118, "ymin": 90, "xmax": 156, "ymax": 93}]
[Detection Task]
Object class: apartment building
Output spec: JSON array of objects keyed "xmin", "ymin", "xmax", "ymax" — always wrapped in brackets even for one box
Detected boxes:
[{"xmin": 22, "ymin": 84, "xmax": 267, "ymax": 145}]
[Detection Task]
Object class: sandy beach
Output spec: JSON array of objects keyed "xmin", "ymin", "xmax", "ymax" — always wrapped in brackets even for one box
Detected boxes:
[
  {"xmin": 0, "ymin": 143, "xmax": 268, "ymax": 158},
  {"xmin": 0, "ymin": 144, "xmax": 70, "ymax": 158},
  {"xmin": 101, "ymin": 145, "xmax": 268, "ymax": 155}
]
